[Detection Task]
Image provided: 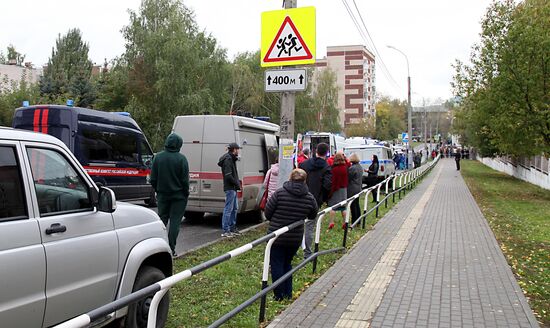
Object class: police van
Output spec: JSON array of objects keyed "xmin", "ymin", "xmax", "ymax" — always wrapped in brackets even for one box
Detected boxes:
[
  {"xmin": 343, "ymin": 145, "xmax": 396, "ymax": 182},
  {"xmin": 172, "ymin": 115, "xmax": 279, "ymax": 220},
  {"xmin": 12, "ymin": 104, "xmax": 156, "ymax": 205}
]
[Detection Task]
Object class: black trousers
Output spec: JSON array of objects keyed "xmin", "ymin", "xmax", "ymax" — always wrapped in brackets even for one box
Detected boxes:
[
  {"xmin": 350, "ymin": 197, "xmax": 361, "ymax": 225},
  {"xmin": 366, "ymin": 177, "xmax": 378, "ymax": 201},
  {"xmin": 456, "ymin": 159, "xmax": 461, "ymax": 170},
  {"xmin": 270, "ymin": 244, "xmax": 299, "ymax": 300}
]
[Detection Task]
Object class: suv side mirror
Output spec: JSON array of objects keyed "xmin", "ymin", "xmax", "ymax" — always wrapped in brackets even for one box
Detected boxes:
[{"xmin": 98, "ymin": 187, "xmax": 117, "ymax": 213}]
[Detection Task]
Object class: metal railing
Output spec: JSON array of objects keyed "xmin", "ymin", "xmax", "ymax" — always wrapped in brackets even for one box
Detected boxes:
[{"xmin": 54, "ymin": 156, "xmax": 440, "ymax": 328}]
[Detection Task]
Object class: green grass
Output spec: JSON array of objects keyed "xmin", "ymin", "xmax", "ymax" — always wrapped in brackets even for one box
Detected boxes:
[
  {"xmin": 461, "ymin": 161, "xmax": 550, "ymax": 326},
  {"xmin": 165, "ymin": 188, "xmax": 413, "ymax": 327}
]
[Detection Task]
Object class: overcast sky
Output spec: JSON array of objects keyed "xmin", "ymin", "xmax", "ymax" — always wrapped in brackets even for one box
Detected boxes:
[{"xmin": 0, "ymin": 0, "xmax": 492, "ymax": 105}]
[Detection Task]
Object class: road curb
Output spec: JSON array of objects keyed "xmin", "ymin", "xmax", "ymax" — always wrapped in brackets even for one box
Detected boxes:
[{"xmin": 175, "ymin": 221, "xmax": 269, "ymax": 258}]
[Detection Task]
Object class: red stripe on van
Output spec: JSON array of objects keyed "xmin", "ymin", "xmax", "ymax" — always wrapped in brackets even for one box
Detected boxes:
[
  {"xmin": 190, "ymin": 172, "xmax": 265, "ymax": 185},
  {"xmin": 41, "ymin": 109, "xmax": 49, "ymax": 134},
  {"xmin": 33, "ymin": 110, "xmax": 41, "ymax": 132},
  {"xmin": 243, "ymin": 176, "xmax": 265, "ymax": 185},
  {"xmin": 83, "ymin": 166, "xmax": 150, "ymax": 177},
  {"xmin": 189, "ymin": 172, "xmax": 223, "ymax": 180}
]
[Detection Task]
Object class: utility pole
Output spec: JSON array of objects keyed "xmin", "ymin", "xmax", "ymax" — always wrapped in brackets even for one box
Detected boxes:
[
  {"xmin": 389, "ymin": 45, "xmax": 413, "ymax": 169},
  {"xmin": 423, "ymin": 106, "xmax": 427, "ymax": 153},
  {"xmin": 407, "ymin": 76, "xmax": 412, "ymax": 168},
  {"xmin": 277, "ymin": 0, "xmax": 298, "ymax": 188}
]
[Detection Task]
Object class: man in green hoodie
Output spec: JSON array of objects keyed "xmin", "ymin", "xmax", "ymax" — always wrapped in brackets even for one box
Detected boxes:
[{"xmin": 150, "ymin": 133, "xmax": 189, "ymax": 257}]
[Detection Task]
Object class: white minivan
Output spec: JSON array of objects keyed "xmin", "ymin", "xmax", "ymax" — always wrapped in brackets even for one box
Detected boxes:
[
  {"xmin": 343, "ymin": 145, "xmax": 396, "ymax": 182},
  {"xmin": 172, "ymin": 115, "xmax": 279, "ymax": 220}
]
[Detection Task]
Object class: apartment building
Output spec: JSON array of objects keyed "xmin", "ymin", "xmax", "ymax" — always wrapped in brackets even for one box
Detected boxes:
[{"xmin": 314, "ymin": 45, "xmax": 376, "ymax": 129}]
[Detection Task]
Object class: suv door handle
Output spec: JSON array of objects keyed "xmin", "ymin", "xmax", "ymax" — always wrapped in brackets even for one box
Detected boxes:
[{"xmin": 45, "ymin": 223, "xmax": 67, "ymax": 235}]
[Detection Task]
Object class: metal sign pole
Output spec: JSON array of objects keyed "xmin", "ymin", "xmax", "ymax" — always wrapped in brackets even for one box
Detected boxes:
[{"xmin": 277, "ymin": 0, "xmax": 298, "ymax": 189}]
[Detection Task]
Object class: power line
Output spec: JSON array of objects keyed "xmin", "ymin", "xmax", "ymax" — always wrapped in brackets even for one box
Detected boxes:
[
  {"xmin": 350, "ymin": 0, "xmax": 401, "ymax": 89},
  {"xmin": 341, "ymin": 1, "xmax": 402, "ymax": 95},
  {"xmin": 340, "ymin": 0, "xmax": 405, "ymax": 96}
]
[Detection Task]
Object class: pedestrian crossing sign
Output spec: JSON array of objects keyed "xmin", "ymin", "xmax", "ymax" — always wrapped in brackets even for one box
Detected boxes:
[{"xmin": 261, "ymin": 7, "xmax": 316, "ymax": 67}]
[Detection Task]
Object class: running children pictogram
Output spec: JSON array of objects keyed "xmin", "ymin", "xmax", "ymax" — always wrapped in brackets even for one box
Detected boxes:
[
  {"xmin": 264, "ymin": 16, "xmax": 312, "ymax": 62},
  {"xmin": 261, "ymin": 7, "xmax": 316, "ymax": 67}
]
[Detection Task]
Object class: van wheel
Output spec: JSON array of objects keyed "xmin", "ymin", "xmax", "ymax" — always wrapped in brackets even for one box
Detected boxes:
[
  {"xmin": 145, "ymin": 191, "xmax": 157, "ymax": 207},
  {"xmin": 124, "ymin": 266, "xmax": 169, "ymax": 328}
]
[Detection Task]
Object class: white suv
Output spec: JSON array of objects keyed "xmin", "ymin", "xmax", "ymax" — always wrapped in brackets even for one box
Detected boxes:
[{"xmin": 0, "ymin": 127, "xmax": 172, "ymax": 328}]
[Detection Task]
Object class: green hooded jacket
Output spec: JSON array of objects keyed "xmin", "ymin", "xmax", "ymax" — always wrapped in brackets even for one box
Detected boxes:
[{"xmin": 150, "ymin": 133, "xmax": 189, "ymax": 199}]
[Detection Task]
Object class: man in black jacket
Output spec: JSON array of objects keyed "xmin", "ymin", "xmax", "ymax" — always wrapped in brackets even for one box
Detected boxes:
[
  {"xmin": 265, "ymin": 168, "xmax": 318, "ymax": 300},
  {"xmin": 299, "ymin": 143, "xmax": 332, "ymax": 259},
  {"xmin": 218, "ymin": 143, "xmax": 241, "ymax": 237},
  {"xmin": 455, "ymin": 148, "xmax": 462, "ymax": 170}
]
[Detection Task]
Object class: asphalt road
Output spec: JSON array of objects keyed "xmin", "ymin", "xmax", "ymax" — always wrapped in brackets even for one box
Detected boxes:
[{"xmin": 131, "ymin": 202, "xmax": 263, "ymax": 256}]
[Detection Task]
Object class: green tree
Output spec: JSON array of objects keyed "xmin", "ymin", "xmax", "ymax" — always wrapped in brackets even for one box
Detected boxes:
[
  {"xmin": 344, "ymin": 119, "xmax": 376, "ymax": 138},
  {"xmin": 0, "ymin": 73, "xmax": 40, "ymax": 126},
  {"xmin": 227, "ymin": 51, "xmax": 280, "ymax": 120},
  {"xmin": 452, "ymin": 0, "xmax": 550, "ymax": 157},
  {"xmin": 94, "ymin": 59, "xmax": 129, "ymax": 111},
  {"xmin": 121, "ymin": 0, "xmax": 230, "ymax": 149},
  {"xmin": 309, "ymin": 68, "xmax": 340, "ymax": 133},
  {"xmin": 39, "ymin": 28, "xmax": 95, "ymax": 107},
  {"xmin": 6, "ymin": 45, "xmax": 25, "ymax": 66},
  {"xmin": 374, "ymin": 96, "xmax": 406, "ymax": 141}
]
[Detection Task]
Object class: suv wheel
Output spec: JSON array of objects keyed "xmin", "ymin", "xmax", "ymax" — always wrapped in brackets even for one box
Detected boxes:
[{"xmin": 125, "ymin": 266, "xmax": 169, "ymax": 328}]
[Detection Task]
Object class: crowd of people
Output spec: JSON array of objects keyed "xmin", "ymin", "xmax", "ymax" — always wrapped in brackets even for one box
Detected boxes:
[
  {"xmin": 261, "ymin": 142, "xmax": 382, "ymax": 300},
  {"xmin": 150, "ymin": 131, "xmax": 473, "ymax": 301}
]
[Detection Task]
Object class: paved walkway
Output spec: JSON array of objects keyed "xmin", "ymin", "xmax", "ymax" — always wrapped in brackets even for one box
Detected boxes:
[{"xmin": 268, "ymin": 159, "xmax": 539, "ymax": 328}]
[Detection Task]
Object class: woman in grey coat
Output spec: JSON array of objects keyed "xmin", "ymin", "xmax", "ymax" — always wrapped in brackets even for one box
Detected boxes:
[{"xmin": 347, "ymin": 153, "xmax": 363, "ymax": 224}]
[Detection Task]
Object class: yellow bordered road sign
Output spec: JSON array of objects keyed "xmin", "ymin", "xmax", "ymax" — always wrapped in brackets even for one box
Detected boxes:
[{"xmin": 261, "ymin": 6, "xmax": 316, "ymax": 67}]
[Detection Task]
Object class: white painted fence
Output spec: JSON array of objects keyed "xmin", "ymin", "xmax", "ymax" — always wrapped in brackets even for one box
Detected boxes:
[{"xmin": 477, "ymin": 155, "xmax": 550, "ymax": 190}]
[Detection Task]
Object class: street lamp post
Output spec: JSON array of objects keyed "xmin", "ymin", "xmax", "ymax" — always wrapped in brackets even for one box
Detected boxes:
[{"xmin": 387, "ymin": 45, "xmax": 413, "ymax": 169}]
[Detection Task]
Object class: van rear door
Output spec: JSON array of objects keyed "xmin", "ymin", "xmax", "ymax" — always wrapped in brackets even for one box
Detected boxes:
[
  {"xmin": 173, "ymin": 116, "xmax": 205, "ymax": 211},
  {"xmin": 13, "ymin": 107, "xmax": 73, "ymax": 150},
  {"xmin": 200, "ymin": 117, "xmax": 237, "ymax": 212}
]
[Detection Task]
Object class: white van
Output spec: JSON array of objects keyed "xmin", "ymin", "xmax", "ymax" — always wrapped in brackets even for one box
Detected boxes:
[
  {"xmin": 343, "ymin": 145, "xmax": 396, "ymax": 182},
  {"xmin": 172, "ymin": 115, "xmax": 279, "ymax": 220},
  {"xmin": 302, "ymin": 132, "xmax": 346, "ymax": 156}
]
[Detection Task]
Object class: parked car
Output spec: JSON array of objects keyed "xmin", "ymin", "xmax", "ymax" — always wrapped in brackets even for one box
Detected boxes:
[
  {"xmin": 0, "ymin": 127, "xmax": 172, "ymax": 328},
  {"xmin": 12, "ymin": 104, "xmax": 157, "ymax": 206},
  {"xmin": 172, "ymin": 115, "xmax": 279, "ymax": 220}
]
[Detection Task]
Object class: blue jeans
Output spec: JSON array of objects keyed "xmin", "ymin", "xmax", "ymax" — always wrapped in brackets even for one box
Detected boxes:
[
  {"xmin": 222, "ymin": 190, "xmax": 238, "ymax": 233},
  {"xmin": 270, "ymin": 244, "xmax": 299, "ymax": 300}
]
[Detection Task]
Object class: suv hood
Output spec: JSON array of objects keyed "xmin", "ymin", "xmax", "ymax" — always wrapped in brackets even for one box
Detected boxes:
[{"xmin": 112, "ymin": 202, "xmax": 165, "ymax": 230}]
